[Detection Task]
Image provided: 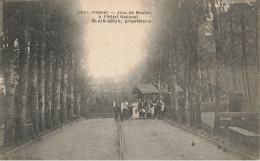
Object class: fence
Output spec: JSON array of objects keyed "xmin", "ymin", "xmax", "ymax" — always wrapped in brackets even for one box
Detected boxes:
[
  {"xmin": 242, "ymin": 103, "xmax": 260, "ymax": 112},
  {"xmin": 83, "ymin": 107, "xmax": 114, "ymax": 118}
]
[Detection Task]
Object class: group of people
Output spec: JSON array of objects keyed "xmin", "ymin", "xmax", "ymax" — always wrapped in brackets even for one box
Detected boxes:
[{"xmin": 113, "ymin": 95, "xmax": 167, "ymax": 121}]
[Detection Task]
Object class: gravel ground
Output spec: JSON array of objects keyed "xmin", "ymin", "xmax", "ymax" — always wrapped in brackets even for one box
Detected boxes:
[
  {"xmin": 122, "ymin": 119, "xmax": 243, "ymax": 160},
  {"xmin": 1, "ymin": 119, "xmax": 119, "ymax": 160},
  {"xmin": 0, "ymin": 118, "xmax": 248, "ymax": 160}
]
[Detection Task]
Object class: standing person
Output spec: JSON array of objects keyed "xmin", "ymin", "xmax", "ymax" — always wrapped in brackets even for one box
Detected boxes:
[
  {"xmin": 120, "ymin": 102, "xmax": 124, "ymax": 121},
  {"xmin": 143, "ymin": 99, "xmax": 148, "ymax": 113},
  {"xmin": 147, "ymin": 100, "xmax": 154, "ymax": 119},
  {"xmin": 150, "ymin": 100, "xmax": 155, "ymax": 118},
  {"xmin": 123, "ymin": 99, "xmax": 129, "ymax": 120},
  {"xmin": 113, "ymin": 101, "xmax": 118, "ymax": 121},
  {"xmin": 116, "ymin": 102, "xmax": 121, "ymax": 121},
  {"xmin": 153, "ymin": 98, "xmax": 159, "ymax": 119},
  {"xmin": 131, "ymin": 99, "xmax": 139, "ymax": 119},
  {"xmin": 151, "ymin": 95, "xmax": 157, "ymax": 119},
  {"xmin": 138, "ymin": 99, "xmax": 145, "ymax": 119},
  {"xmin": 128, "ymin": 103, "xmax": 133, "ymax": 119},
  {"xmin": 159, "ymin": 99, "xmax": 165, "ymax": 119}
]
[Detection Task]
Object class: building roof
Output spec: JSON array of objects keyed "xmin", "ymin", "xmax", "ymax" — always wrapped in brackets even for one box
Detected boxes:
[
  {"xmin": 133, "ymin": 84, "xmax": 159, "ymax": 94},
  {"xmin": 230, "ymin": 0, "xmax": 256, "ymax": 3},
  {"xmin": 132, "ymin": 83, "xmax": 183, "ymax": 95}
]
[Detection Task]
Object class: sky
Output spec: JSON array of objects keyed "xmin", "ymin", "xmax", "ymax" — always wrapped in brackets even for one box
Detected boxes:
[{"xmin": 80, "ymin": 0, "xmax": 151, "ymax": 82}]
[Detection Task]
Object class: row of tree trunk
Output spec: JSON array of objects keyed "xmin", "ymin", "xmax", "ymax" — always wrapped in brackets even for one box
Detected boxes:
[
  {"xmin": 146, "ymin": 0, "xmax": 259, "ymax": 129},
  {"xmin": 1, "ymin": 1, "xmax": 85, "ymax": 145},
  {"xmin": 162, "ymin": 0, "xmax": 203, "ymax": 127}
]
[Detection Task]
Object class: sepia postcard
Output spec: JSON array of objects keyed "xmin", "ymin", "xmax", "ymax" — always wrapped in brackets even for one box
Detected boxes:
[{"xmin": 0, "ymin": 0, "xmax": 259, "ymax": 160}]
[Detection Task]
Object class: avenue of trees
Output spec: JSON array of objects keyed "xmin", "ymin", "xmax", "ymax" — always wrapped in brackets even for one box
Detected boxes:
[
  {"xmin": 142, "ymin": 0, "xmax": 259, "ymax": 128},
  {"xmin": 0, "ymin": 0, "xmax": 259, "ymax": 146},
  {"xmin": 0, "ymin": 0, "xmax": 90, "ymax": 146}
]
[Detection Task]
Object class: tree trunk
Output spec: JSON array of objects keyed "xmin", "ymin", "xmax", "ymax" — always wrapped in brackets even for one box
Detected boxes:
[
  {"xmin": 2, "ymin": 1, "xmax": 16, "ymax": 146},
  {"xmin": 189, "ymin": 83, "xmax": 196, "ymax": 127},
  {"xmin": 28, "ymin": 37, "xmax": 39, "ymax": 134},
  {"xmin": 67, "ymin": 52, "xmax": 75, "ymax": 120},
  {"xmin": 188, "ymin": 14, "xmax": 201, "ymax": 128},
  {"xmin": 60, "ymin": 55, "xmax": 68, "ymax": 123},
  {"xmin": 37, "ymin": 2, "xmax": 46, "ymax": 132},
  {"xmin": 219, "ymin": 0, "xmax": 229, "ymax": 104},
  {"xmin": 169, "ymin": 62, "xmax": 178, "ymax": 121},
  {"xmin": 181, "ymin": 12, "xmax": 189, "ymax": 123},
  {"xmin": 188, "ymin": 62, "xmax": 196, "ymax": 126},
  {"xmin": 75, "ymin": 92, "xmax": 81, "ymax": 118},
  {"xmin": 183, "ymin": 53, "xmax": 189, "ymax": 123},
  {"xmin": 52, "ymin": 59, "xmax": 61, "ymax": 126},
  {"xmin": 211, "ymin": 0, "xmax": 222, "ymax": 134},
  {"xmin": 180, "ymin": 1, "xmax": 194, "ymax": 126},
  {"xmin": 230, "ymin": 12, "xmax": 237, "ymax": 93},
  {"xmin": 74, "ymin": 59, "xmax": 80, "ymax": 118},
  {"xmin": 15, "ymin": 22, "xmax": 29, "ymax": 142},
  {"xmin": 45, "ymin": 51, "xmax": 53, "ymax": 129},
  {"xmin": 241, "ymin": 11, "xmax": 251, "ymax": 103},
  {"xmin": 3, "ymin": 40, "xmax": 16, "ymax": 145},
  {"xmin": 257, "ymin": 0, "xmax": 260, "ymax": 105},
  {"xmin": 38, "ymin": 47, "xmax": 45, "ymax": 132},
  {"xmin": 195, "ymin": 67, "xmax": 202, "ymax": 128},
  {"xmin": 3, "ymin": 63, "xmax": 15, "ymax": 146},
  {"xmin": 207, "ymin": 69, "xmax": 213, "ymax": 102},
  {"xmin": 242, "ymin": 71, "xmax": 248, "ymax": 102},
  {"xmin": 191, "ymin": 33, "xmax": 202, "ymax": 128},
  {"xmin": 257, "ymin": 0, "xmax": 260, "ymax": 73}
]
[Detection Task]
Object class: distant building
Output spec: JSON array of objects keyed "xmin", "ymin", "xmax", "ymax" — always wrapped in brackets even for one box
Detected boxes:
[
  {"xmin": 131, "ymin": 83, "xmax": 183, "ymax": 99},
  {"xmin": 230, "ymin": 0, "xmax": 256, "ymax": 3}
]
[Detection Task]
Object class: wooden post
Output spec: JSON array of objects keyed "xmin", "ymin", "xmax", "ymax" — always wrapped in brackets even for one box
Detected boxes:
[{"xmin": 0, "ymin": 0, "xmax": 2, "ymax": 49}]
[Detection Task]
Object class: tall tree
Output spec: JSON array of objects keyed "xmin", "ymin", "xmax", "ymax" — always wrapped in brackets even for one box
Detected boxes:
[
  {"xmin": 15, "ymin": 4, "xmax": 29, "ymax": 141},
  {"xmin": 74, "ymin": 54, "xmax": 81, "ymax": 118},
  {"xmin": 60, "ymin": 51, "xmax": 68, "ymax": 123},
  {"xmin": 67, "ymin": 51, "xmax": 75, "ymax": 120},
  {"xmin": 1, "ymin": 0, "xmax": 90, "ymax": 145},
  {"xmin": 169, "ymin": 60, "xmax": 178, "ymax": 120},
  {"xmin": 44, "ymin": 2, "xmax": 54, "ymax": 129},
  {"xmin": 211, "ymin": 0, "xmax": 222, "ymax": 134},
  {"xmin": 257, "ymin": 0, "xmax": 260, "ymax": 105},
  {"xmin": 52, "ymin": 2, "xmax": 63, "ymax": 126},
  {"xmin": 240, "ymin": 4, "xmax": 251, "ymax": 103},
  {"xmin": 37, "ymin": 2, "xmax": 46, "ymax": 132},
  {"xmin": 2, "ymin": 2, "xmax": 16, "ymax": 145},
  {"xmin": 52, "ymin": 56, "xmax": 61, "ymax": 126},
  {"xmin": 28, "ymin": 28, "xmax": 39, "ymax": 135}
]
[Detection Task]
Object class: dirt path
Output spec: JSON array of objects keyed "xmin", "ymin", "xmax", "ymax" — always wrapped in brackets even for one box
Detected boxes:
[
  {"xmin": 122, "ymin": 119, "xmax": 243, "ymax": 160},
  {"xmin": 2, "ymin": 119, "xmax": 119, "ymax": 160},
  {"xmin": 0, "ymin": 118, "xmax": 246, "ymax": 160}
]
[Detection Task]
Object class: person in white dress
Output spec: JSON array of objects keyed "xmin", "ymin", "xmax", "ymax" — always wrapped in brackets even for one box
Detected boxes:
[
  {"xmin": 131, "ymin": 99, "xmax": 139, "ymax": 119},
  {"xmin": 123, "ymin": 99, "xmax": 129, "ymax": 119},
  {"xmin": 120, "ymin": 102, "xmax": 124, "ymax": 113},
  {"xmin": 159, "ymin": 99, "xmax": 165, "ymax": 119},
  {"xmin": 147, "ymin": 100, "xmax": 154, "ymax": 119}
]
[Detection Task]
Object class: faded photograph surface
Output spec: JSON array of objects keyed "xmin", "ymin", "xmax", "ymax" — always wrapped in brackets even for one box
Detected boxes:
[{"xmin": 0, "ymin": 0, "xmax": 259, "ymax": 160}]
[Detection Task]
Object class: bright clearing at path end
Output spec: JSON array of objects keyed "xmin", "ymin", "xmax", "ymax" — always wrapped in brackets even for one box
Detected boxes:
[{"xmin": 80, "ymin": 0, "xmax": 151, "ymax": 80}]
